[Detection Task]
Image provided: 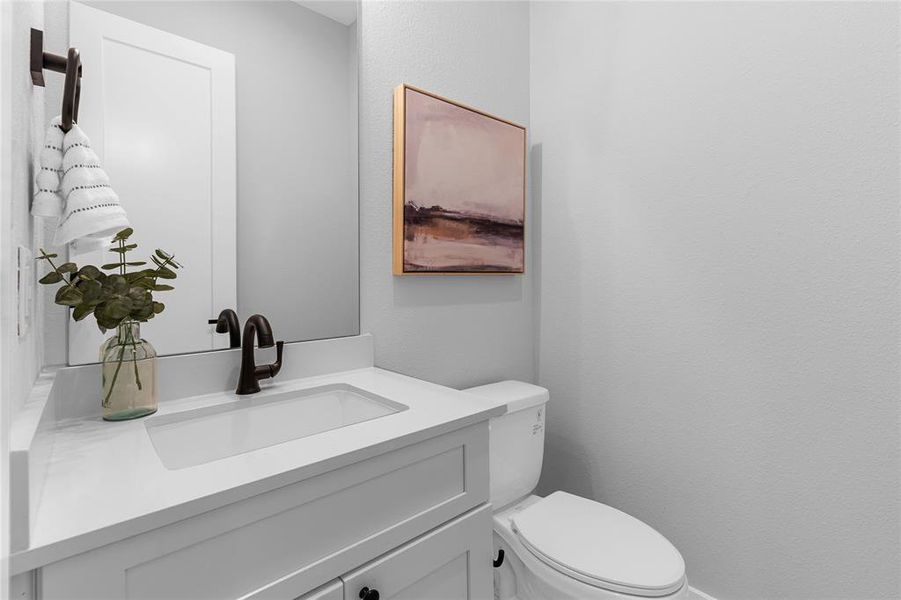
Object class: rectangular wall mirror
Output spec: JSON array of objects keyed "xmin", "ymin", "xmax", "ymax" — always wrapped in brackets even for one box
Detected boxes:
[{"xmin": 65, "ymin": 0, "xmax": 360, "ymax": 364}]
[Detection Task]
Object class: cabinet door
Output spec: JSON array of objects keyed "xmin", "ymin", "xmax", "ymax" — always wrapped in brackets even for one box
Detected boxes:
[
  {"xmin": 341, "ymin": 505, "xmax": 492, "ymax": 600},
  {"xmin": 296, "ymin": 579, "xmax": 343, "ymax": 600}
]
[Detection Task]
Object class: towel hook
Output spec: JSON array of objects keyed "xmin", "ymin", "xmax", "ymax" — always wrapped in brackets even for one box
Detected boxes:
[{"xmin": 30, "ymin": 28, "xmax": 82, "ymax": 133}]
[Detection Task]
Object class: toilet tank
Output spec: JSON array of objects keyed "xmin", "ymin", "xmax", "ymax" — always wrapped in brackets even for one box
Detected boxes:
[{"xmin": 463, "ymin": 381, "xmax": 549, "ymax": 510}]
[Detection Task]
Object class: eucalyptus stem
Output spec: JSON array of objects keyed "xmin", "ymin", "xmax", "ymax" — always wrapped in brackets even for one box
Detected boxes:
[
  {"xmin": 40, "ymin": 251, "xmax": 79, "ymax": 293},
  {"xmin": 102, "ymin": 323, "xmax": 145, "ymax": 407},
  {"xmin": 128, "ymin": 325, "xmax": 143, "ymax": 391},
  {"xmin": 103, "ymin": 342, "xmax": 127, "ymax": 407},
  {"xmin": 151, "ymin": 254, "xmax": 176, "ymax": 286}
]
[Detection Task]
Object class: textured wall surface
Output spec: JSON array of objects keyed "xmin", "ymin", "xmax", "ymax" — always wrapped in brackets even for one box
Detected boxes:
[
  {"xmin": 3, "ymin": 1, "xmax": 49, "ymax": 418},
  {"xmin": 531, "ymin": 2, "xmax": 900, "ymax": 598},
  {"xmin": 2, "ymin": 7, "xmax": 52, "ymax": 592},
  {"xmin": 359, "ymin": 1, "xmax": 535, "ymax": 388}
]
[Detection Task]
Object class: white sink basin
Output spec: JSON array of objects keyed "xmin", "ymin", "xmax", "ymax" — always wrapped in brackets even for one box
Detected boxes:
[{"xmin": 146, "ymin": 384, "xmax": 408, "ymax": 469}]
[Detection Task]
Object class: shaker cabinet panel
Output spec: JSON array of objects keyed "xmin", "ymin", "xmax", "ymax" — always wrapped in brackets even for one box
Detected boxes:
[
  {"xmin": 39, "ymin": 423, "xmax": 489, "ymax": 600},
  {"xmin": 341, "ymin": 505, "xmax": 493, "ymax": 600}
]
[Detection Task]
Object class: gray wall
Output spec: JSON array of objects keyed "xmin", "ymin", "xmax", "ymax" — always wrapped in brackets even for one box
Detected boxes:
[
  {"xmin": 84, "ymin": 0, "xmax": 360, "ymax": 344},
  {"xmin": 359, "ymin": 1, "xmax": 535, "ymax": 388},
  {"xmin": 531, "ymin": 2, "xmax": 900, "ymax": 598}
]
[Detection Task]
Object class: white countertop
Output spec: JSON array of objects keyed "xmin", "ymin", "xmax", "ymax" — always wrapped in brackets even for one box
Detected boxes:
[{"xmin": 11, "ymin": 367, "xmax": 505, "ymax": 574}]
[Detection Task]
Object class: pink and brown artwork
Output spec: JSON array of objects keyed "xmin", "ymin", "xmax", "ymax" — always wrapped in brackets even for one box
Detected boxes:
[{"xmin": 393, "ymin": 85, "xmax": 526, "ymax": 274}]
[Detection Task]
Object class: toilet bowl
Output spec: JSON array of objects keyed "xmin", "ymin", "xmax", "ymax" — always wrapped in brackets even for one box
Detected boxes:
[{"xmin": 464, "ymin": 381, "xmax": 689, "ymax": 600}]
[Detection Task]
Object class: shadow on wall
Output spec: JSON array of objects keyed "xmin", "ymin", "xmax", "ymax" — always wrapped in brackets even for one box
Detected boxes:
[
  {"xmin": 530, "ymin": 144, "xmax": 543, "ymax": 386},
  {"xmin": 392, "ymin": 274, "xmax": 524, "ymax": 308},
  {"xmin": 529, "ymin": 141, "xmax": 592, "ymax": 502},
  {"xmin": 537, "ymin": 428, "xmax": 599, "ymax": 500}
]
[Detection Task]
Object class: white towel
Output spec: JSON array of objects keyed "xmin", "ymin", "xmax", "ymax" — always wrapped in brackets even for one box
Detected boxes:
[
  {"xmin": 32, "ymin": 117, "xmax": 130, "ymax": 249},
  {"xmin": 31, "ymin": 116, "xmax": 64, "ymax": 217}
]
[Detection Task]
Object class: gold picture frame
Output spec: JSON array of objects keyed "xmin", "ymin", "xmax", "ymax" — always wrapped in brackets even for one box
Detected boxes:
[{"xmin": 393, "ymin": 84, "xmax": 526, "ymax": 275}]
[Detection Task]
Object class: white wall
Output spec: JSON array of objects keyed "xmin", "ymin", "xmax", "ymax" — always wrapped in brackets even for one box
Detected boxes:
[
  {"xmin": 2, "ymin": 2, "xmax": 53, "ymax": 425},
  {"xmin": 359, "ymin": 1, "xmax": 535, "ymax": 388},
  {"xmin": 531, "ymin": 2, "xmax": 900, "ymax": 598}
]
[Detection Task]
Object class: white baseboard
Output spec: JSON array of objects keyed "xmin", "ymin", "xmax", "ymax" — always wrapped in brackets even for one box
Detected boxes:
[{"xmin": 689, "ymin": 586, "xmax": 718, "ymax": 600}]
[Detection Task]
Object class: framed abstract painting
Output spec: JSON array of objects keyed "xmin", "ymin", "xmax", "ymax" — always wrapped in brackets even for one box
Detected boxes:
[{"xmin": 393, "ymin": 84, "xmax": 526, "ymax": 275}]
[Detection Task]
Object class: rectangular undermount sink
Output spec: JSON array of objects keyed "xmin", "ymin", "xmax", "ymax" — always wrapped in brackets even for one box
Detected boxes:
[{"xmin": 146, "ymin": 384, "xmax": 408, "ymax": 470}]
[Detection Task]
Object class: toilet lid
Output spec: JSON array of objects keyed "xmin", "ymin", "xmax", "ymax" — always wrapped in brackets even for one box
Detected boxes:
[{"xmin": 511, "ymin": 492, "xmax": 686, "ymax": 597}]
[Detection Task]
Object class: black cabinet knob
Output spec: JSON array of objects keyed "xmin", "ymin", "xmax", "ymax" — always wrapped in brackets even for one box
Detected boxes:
[{"xmin": 359, "ymin": 587, "xmax": 379, "ymax": 600}]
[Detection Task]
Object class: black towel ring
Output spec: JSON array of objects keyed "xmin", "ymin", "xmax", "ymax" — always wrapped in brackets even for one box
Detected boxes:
[
  {"xmin": 30, "ymin": 28, "xmax": 83, "ymax": 133},
  {"xmin": 61, "ymin": 48, "xmax": 82, "ymax": 132}
]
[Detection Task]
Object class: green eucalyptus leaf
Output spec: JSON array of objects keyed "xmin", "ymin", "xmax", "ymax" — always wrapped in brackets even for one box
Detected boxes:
[
  {"xmin": 39, "ymin": 271, "xmax": 62, "ymax": 284},
  {"xmin": 125, "ymin": 261, "xmax": 147, "ymax": 267},
  {"xmin": 96, "ymin": 312, "xmax": 122, "ymax": 331},
  {"xmin": 57, "ymin": 262, "xmax": 77, "ymax": 273},
  {"xmin": 101, "ymin": 263, "xmax": 122, "ymax": 270},
  {"xmin": 108, "ymin": 245, "xmax": 137, "ymax": 254},
  {"xmin": 152, "ymin": 284, "xmax": 174, "ymax": 292},
  {"xmin": 152, "ymin": 302, "xmax": 165, "ymax": 314},
  {"xmin": 55, "ymin": 285, "xmax": 83, "ymax": 306},
  {"xmin": 36, "ymin": 250, "xmax": 58, "ymax": 260},
  {"xmin": 77, "ymin": 279, "xmax": 104, "ymax": 305},
  {"xmin": 113, "ymin": 227, "xmax": 134, "ymax": 241},
  {"xmin": 78, "ymin": 265, "xmax": 102, "ymax": 280},
  {"xmin": 107, "ymin": 275, "xmax": 129, "ymax": 294},
  {"xmin": 72, "ymin": 304, "xmax": 94, "ymax": 321},
  {"xmin": 127, "ymin": 287, "xmax": 150, "ymax": 303},
  {"xmin": 155, "ymin": 267, "xmax": 177, "ymax": 280},
  {"xmin": 106, "ymin": 298, "xmax": 132, "ymax": 320},
  {"xmin": 131, "ymin": 303, "xmax": 154, "ymax": 320}
]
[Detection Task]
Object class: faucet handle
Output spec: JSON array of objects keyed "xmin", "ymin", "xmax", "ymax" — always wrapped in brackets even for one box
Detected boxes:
[
  {"xmin": 253, "ymin": 341, "xmax": 284, "ymax": 381},
  {"xmin": 271, "ymin": 341, "xmax": 283, "ymax": 377}
]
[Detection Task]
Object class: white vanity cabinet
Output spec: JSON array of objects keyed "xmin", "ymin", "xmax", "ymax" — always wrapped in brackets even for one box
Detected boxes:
[
  {"xmin": 341, "ymin": 504, "xmax": 492, "ymax": 600},
  {"xmin": 35, "ymin": 422, "xmax": 493, "ymax": 600},
  {"xmin": 294, "ymin": 505, "xmax": 491, "ymax": 600}
]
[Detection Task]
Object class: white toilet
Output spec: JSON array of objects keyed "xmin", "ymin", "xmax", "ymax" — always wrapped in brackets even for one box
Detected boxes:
[{"xmin": 464, "ymin": 381, "xmax": 690, "ymax": 600}]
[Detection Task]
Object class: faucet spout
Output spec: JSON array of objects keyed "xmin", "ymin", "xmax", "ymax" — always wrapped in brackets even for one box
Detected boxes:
[{"xmin": 209, "ymin": 308, "xmax": 241, "ymax": 348}]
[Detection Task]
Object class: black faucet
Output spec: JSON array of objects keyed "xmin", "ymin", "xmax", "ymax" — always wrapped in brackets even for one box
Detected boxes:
[
  {"xmin": 209, "ymin": 309, "xmax": 241, "ymax": 348},
  {"xmin": 236, "ymin": 314, "xmax": 284, "ymax": 395}
]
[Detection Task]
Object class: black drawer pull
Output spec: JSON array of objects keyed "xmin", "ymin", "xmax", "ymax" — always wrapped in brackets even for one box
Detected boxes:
[
  {"xmin": 359, "ymin": 586, "xmax": 379, "ymax": 600},
  {"xmin": 493, "ymin": 548, "xmax": 505, "ymax": 568}
]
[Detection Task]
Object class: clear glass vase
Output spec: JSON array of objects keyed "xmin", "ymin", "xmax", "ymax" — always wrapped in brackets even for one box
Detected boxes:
[{"xmin": 100, "ymin": 321, "xmax": 158, "ymax": 421}]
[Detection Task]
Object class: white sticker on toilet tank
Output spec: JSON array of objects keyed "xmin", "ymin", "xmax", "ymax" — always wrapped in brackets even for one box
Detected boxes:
[{"xmin": 532, "ymin": 409, "xmax": 544, "ymax": 435}]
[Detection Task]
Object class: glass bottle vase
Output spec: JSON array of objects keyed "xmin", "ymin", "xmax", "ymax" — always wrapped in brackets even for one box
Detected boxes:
[{"xmin": 100, "ymin": 321, "xmax": 158, "ymax": 421}]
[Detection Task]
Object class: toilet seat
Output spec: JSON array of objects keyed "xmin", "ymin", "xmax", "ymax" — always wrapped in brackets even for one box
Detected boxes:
[{"xmin": 511, "ymin": 491, "xmax": 686, "ymax": 598}]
